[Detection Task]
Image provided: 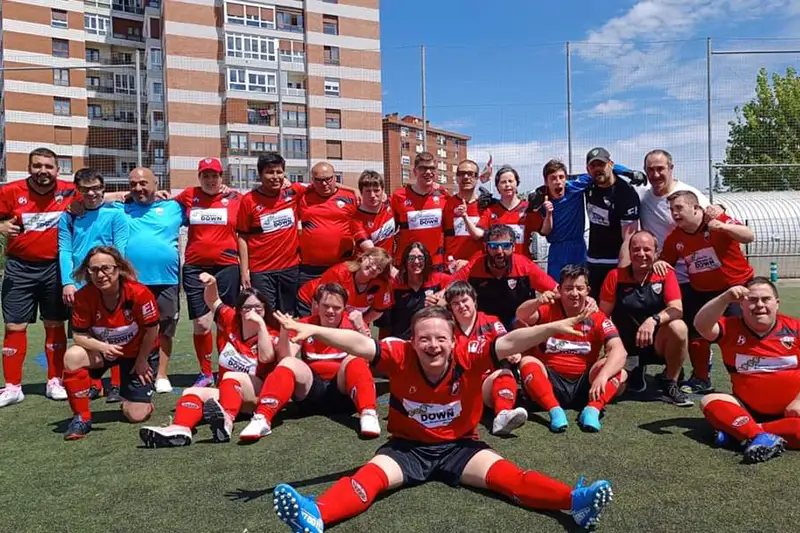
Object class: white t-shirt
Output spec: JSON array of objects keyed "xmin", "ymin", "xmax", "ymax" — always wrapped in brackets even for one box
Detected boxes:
[{"xmin": 638, "ymin": 180, "xmax": 710, "ymax": 284}]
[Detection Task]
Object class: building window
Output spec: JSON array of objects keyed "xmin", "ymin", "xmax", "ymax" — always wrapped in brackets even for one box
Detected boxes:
[
  {"xmin": 288, "ymin": 173, "xmax": 305, "ymax": 183},
  {"xmin": 282, "ymin": 106, "xmax": 307, "ymax": 128},
  {"xmin": 400, "ymin": 127, "xmax": 409, "ymax": 137},
  {"xmin": 324, "ymin": 78, "xmax": 340, "ymax": 97},
  {"xmin": 323, "ymin": 45, "xmax": 340, "ymax": 66},
  {"xmin": 415, "ymin": 144, "xmax": 423, "ymax": 153},
  {"xmin": 52, "ymin": 39, "xmax": 69, "ymax": 58},
  {"xmin": 53, "ymin": 69, "xmax": 70, "ymax": 87},
  {"xmin": 401, "ymin": 141, "xmax": 409, "ymax": 151},
  {"xmin": 153, "ymin": 147, "xmax": 165, "ymax": 164},
  {"xmin": 87, "ymin": 76, "xmax": 101, "ymax": 88},
  {"xmin": 247, "ymin": 103, "xmax": 277, "ymax": 125},
  {"xmin": 415, "ymin": 131, "xmax": 423, "ymax": 141},
  {"xmin": 151, "ymin": 82, "xmax": 163, "ymax": 101},
  {"xmin": 401, "ymin": 168, "xmax": 410, "ymax": 180},
  {"xmin": 57, "ymin": 157, "xmax": 73, "ymax": 175},
  {"xmin": 401, "ymin": 155, "xmax": 410, "ymax": 166},
  {"xmin": 326, "ymin": 140, "xmax": 342, "ymax": 160},
  {"xmin": 54, "ymin": 98, "xmax": 71, "ymax": 116},
  {"xmin": 225, "ymin": 2, "xmax": 276, "ymax": 28},
  {"xmin": 84, "ymin": 14, "xmax": 109, "ymax": 35},
  {"xmin": 152, "ymin": 111, "xmax": 165, "ymax": 131},
  {"xmin": 438, "ymin": 173, "xmax": 447, "ymax": 183},
  {"xmin": 226, "ymin": 33, "xmax": 277, "ymax": 62},
  {"xmin": 149, "ymin": 48, "xmax": 162, "ymax": 70},
  {"xmin": 120, "ymin": 160, "xmax": 138, "ymax": 175},
  {"xmin": 322, "ymin": 15, "xmax": 339, "ymax": 35},
  {"xmin": 323, "ymin": 0, "xmax": 338, "ymax": 3},
  {"xmin": 276, "ymin": 9, "xmax": 304, "ymax": 32},
  {"xmin": 325, "ymin": 109, "xmax": 341, "ymax": 129},
  {"xmin": 229, "ymin": 132, "xmax": 248, "ymax": 155},
  {"xmin": 86, "ymin": 48, "xmax": 101, "ymax": 62},
  {"xmin": 437, "ymin": 148, "xmax": 446, "ymax": 158},
  {"xmin": 51, "ymin": 9, "xmax": 68, "ymax": 29},
  {"xmin": 114, "ymin": 73, "xmax": 136, "ymax": 94},
  {"xmin": 227, "ymin": 68, "xmax": 277, "ymax": 93},
  {"xmin": 436, "ymin": 135, "xmax": 446, "ymax": 146},
  {"xmin": 88, "ymin": 104, "xmax": 103, "ymax": 119},
  {"xmin": 283, "ymin": 136, "xmax": 308, "ymax": 159}
]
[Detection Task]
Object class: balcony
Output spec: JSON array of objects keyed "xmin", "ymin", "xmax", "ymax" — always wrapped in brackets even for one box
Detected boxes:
[
  {"xmin": 150, "ymin": 121, "xmax": 165, "ymax": 133},
  {"xmin": 85, "ymin": 0, "xmax": 112, "ymax": 8},
  {"xmin": 247, "ymin": 112, "xmax": 276, "ymax": 127},
  {"xmin": 112, "ymin": 2, "xmax": 144, "ymax": 14},
  {"xmin": 113, "ymin": 32, "xmax": 144, "ymax": 42},
  {"xmin": 283, "ymin": 87, "xmax": 306, "ymax": 97}
]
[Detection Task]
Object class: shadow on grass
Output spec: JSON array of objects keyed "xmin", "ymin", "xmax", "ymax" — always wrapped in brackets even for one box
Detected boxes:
[
  {"xmin": 224, "ymin": 467, "xmax": 359, "ymax": 503},
  {"xmin": 638, "ymin": 416, "xmax": 712, "ymax": 445},
  {"xmin": 49, "ymin": 409, "xmax": 125, "ymax": 433}
]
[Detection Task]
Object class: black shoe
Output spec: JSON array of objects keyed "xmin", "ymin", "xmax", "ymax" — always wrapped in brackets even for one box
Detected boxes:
[
  {"xmin": 106, "ymin": 386, "xmax": 122, "ymax": 404},
  {"xmin": 660, "ymin": 380, "xmax": 694, "ymax": 407},
  {"xmin": 88, "ymin": 385, "xmax": 102, "ymax": 401},
  {"xmin": 656, "ymin": 367, "xmax": 685, "ymax": 385},
  {"xmin": 64, "ymin": 415, "xmax": 92, "ymax": 440},
  {"xmin": 627, "ymin": 365, "xmax": 647, "ymax": 393}
]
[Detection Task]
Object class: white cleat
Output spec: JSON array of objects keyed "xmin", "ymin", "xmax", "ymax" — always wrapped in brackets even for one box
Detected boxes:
[
  {"xmin": 492, "ymin": 407, "xmax": 528, "ymax": 436},
  {"xmin": 154, "ymin": 377, "xmax": 173, "ymax": 394},
  {"xmin": 238, "ymin": 413, "xmax": 272, "ymax": 442},
  {"xmin": 359, "ymin": 409, "xmax": 381, "ymax": 438},
  {"xmin": 139, "ymin": 425, "xmax": 192, "ymax": 448},
  {"xmin": 0, "ymin": 384, "xmax": 25, "ymax": 407},
  {"xmin": 45, "ymin": 378, "xmax": 68, "ymax": 401}
]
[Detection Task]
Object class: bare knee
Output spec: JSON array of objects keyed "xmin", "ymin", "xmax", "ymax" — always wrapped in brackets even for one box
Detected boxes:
[
  {"xmin": 666, "ymin": 319, "xmax": 688, "ymax": 340},
  {"xmin": 122, "ymin": 402, "xmax": 154, "ymax": 423},
  {"xmin": 64, "ymin": 346, "xmax": 89, "ymax": 371},
  {"xmin": 700, "ymin": 393, "xmax": 738, "ymax": 410},
  {"xmin": 5, "ymin": 323, "xmax": 28, "ymax": 333}
]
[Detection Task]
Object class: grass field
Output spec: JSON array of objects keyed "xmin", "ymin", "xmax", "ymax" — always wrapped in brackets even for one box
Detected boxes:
[{"xmin": 2, "ymin": 286, "xmax": 800, "ymax": 533}]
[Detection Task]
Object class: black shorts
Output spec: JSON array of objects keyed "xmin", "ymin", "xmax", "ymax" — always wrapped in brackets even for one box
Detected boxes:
[
  {"xmin": 524, "ymin": 368, "xmax": 592, "ymax": 411},
  {"xmin": 376, "ymin": 438, "xmax": 491, "ymax": 487},
  {"xmin": 251, "ymin": 266, "xmax": 298, "ymax": 315},
  {"xmin": 89, "ymin": 350, "xmax": 159, "ymax": 403},
  {"xmin": 1, "ymin": 257, "xmax": 68, "ymax": 324},
  {"xmin": 587, "ymin": 262, "xmax": 617, "ymax": 301},
  {"xmin": 146, "ymin": 284, "xmax": 180, "ymax": 338},
  {"xmin": 681, "ymin": 285, "xmax": 742, "ymax": 339},
  {"xmin": 619, "ymin": 332, "xmax": 661, "ymax": 369},
  {"xmin": 182, "ymin": 264, "xmax": 240, "ymax": 320},
  {"xmin": 296, "ymin": 265, "xmax": 328, "ymax": 317},
  {"xmin": 294, "ymin": 371, "xmax": 354, "ymax": 415}
]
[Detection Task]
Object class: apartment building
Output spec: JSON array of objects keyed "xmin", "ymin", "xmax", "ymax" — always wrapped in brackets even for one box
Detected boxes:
[
  {"xmin": 0, "ymin": 0, "xmax": 382, "ymax": 190},
  {"xmin": 382, "ymin": 113, "xmax": 470, "ymax": 193}
]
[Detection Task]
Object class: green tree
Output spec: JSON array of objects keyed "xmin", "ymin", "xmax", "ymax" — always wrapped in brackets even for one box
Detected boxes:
[{"xmin": 721, "ymin": 67, "xmax": 800, "ymax": 191}]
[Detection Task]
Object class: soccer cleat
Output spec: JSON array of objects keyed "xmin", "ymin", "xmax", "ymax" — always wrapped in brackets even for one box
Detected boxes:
[
  {"xmin": 64, "ymin": 415, "xmax": 92, "ymax": 440},
  {"xmin": 680, "ymin": 375, "xmax": 714, "ymax": 394},
  {"xmin": 713, "ymin": 430, "xmax": 733, "ymax": 448},
  {"xmin": 193, "ymin": 373, "xmax": 215, "ymax": 388},
  {"xmin": 549, "ymin": 406, "xmax": 569, "ymax": 433},
  {"xmin": 578, "ymin": 406, "xmax": 602, "ymax": 433},
  {"xmin": 660, "ymin": 380, "xmax": 693, "ymax": 407},
  {"xmin": 626, "ymin": 365, "xmax": 647, "ymax": 393},
  {"xmin": 0, "ymin": 384, "xmax": 25, "ymax": 407},
  {"xmin": 359, "ymin": 409, "xmax": 381, "ymax": 438},
  {"xmin": 239, "ymin": 413, "xmax": 272, "ymax": 441},
  {"xmin": 204, "ymin": 398, "xmax": 233, "ymax": 443},
  {"xmin": 492, "ymin": 407, "xmax": 528, "ymax": 436},
  {"xmin": 273, "ymin": 483, "xmax": 324, "ymax": 533},
  {"xmin": 88, "ymin": 384, "xmax": 102, "ymax": 401},
  {"xmin": 106, "ymin": 386, "xmax": 122, "ymax": 404},
  {"xmin": 744, "ymin": 433, "xmax": 786, "ymax": 464},
  {"xmin": 45, "ymin": 378, "xmax": 68, "ymax": 401},
  {"xmin": 571, "ymin": 477, "xmax": 613, "ymax": 530},
  {"xmin": 139, "ymin": 425, "xmax": 192, "ymax": 448},
  {"xmin": 154, "ymin": 377, "xmax": 173, "ymax": 394}
]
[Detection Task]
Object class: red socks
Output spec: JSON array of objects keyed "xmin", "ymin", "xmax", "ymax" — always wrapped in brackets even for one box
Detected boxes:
[
  {"xmin": 44, "ymin": 325, "xmax": 66, "ymax": 380},
  {"xmin": 255, "ymin": 365, "xmax": 296, "ymax": 423},
  {"xmin": 2, "ymin": 329, "xmax": 27, "ymax": 386},
  {"xmin": 344, "ymin": 358, "xmax": 377, "ymax": 413},
  {"xmin": 491, "ymin": 372, "xmax": 518, "ymax": 414},
  {"xmin": 703, "ymin": 399, "xmax": 762, "ymax": 441},
  {"xmin": 110, "ymin": 365, "xmax": 121, "ymax": 388},
  {"xmin": 173, "ymin": 393, "xmax": 204, "ymax": 429},
  {"xmin": 520, "ymin": 362, "xmax": 559, "ymax": 411},
  {"xmin": 689, "ymin": 339, "xmax": 711, "ymax": 379},
  {"xmin": 64, "ymin": 368, "xmax": 92, "ymax": 420},
  {"xmin": 761, "ymin": 418, "xmax": 800, "ymax": 448},
  {"xmin": 485, "ymin": 459, "xmax": 573, "ymax": 510},
  {"xmin": 193, "ymin": 332, "xmax": 214, "ymax": 377},
  {"xmin": 587, "ymin": 371, "xmax": 623, "ymax": 411},
  {"xmin": 219, "ymin": 379, "xmax": 243, "ymax": 419},
  {"xmin": 317, "ymin": 462, "xmax": 389, "ymax": 525}
]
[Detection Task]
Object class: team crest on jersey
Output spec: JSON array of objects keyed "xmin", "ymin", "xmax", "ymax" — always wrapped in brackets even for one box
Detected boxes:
[
  {"xmin": 221, "ymin": 198, "xmax": 229, "ymax": 206},
  {"xmin": 676, "ymin": 242, "xmax": 684, "ymax": 252},
  {"xmin": 507, "ymin": 279, "xmax": 517, "ymax": 289},
  {"xmin": 17, "ymin": 196, "xmax": 27, "ymax": 205},
  {"xmin": 703, "ymin": 230, "xmax": 711, "ymax": 242},
  {"xmin": 123, "ymin": 309, "xmax": 133, "ymax": 321},
  {"xmin": 408, "ymin": 386, "xmax": 417, "ymax": 394},
  {"xmin": 405, "ymin": 199, "xmax": 412, "ymax": 207},
  {"xmin": 450, "ymin": 379, "xmax": 461, "ymax": 396},
  {"xmin": 433, "ymin": 196, "xmax": 440, "ymax": 204},
  {"xmin": 737, "ymin": 335, "xmax": 746, "ymax": 346},
  {"xmin": 193, "ymin": 197, "xmax": 200, "ymax": 204},
  {"xmin": 781, "ymin": 336, "xmax": 795, "ymax": 349},
  {"xmin": 491, "ymin": 213, "xmax": 498, "ymax": 219},
  {"xmin": 580, "ymin": 322, "xmax": 592, "ymax": 335},
  {"xmin": 155, "ymin": 207, "xmax": 164, "ymax": 215},
  {"xmin": 366, "ymin": 221, "xmax": 374, "ymax": 228},
  {"xmin": 55, "ymin": 195, "xmax": 63, "ymax": 203},
  {"xmin": 603, "ymin": 196, "xmax": 611, "ymax": 207},
  {"xmin": 255, "ymin": 204, "xmax": 263, "ymax": 212},
  {"xmin": 652, "ymin": 282, "xmax": 663, "ymax": 295},
  {"xmin": 337, "ymin": 200, "xmax": 345, "ymax": 209},
  {"xmin": 95, "ymin": 312, "xmax": 102, "ymax": 321}
]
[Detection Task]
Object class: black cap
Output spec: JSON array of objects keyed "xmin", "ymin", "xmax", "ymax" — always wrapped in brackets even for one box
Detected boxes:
[{"xmin": 586, "ymin": 147, "xmax": 611, "ymax": 165}]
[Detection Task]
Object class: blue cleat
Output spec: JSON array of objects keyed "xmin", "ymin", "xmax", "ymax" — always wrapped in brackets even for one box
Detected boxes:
[
  {"xmin": 192, "ymin": 373, "xmax": 215, "ymax": 388},
  {"xmin": 273, "ymin": 483, "xmax": 324, "ymax": 533},
  {"xmin": 571, "ymin": 477, "xmax": 613, "ymax": 529},
  {"xmin": 744, "ymin": 433, "xmax": 786, "ymax": 464},
  {"xmin": 64, "ymin": 415, "xmax": 92, "ymax": 441},
  {"xmin": 549, "ymin": 406, "xmax": 568, "ymax": 433},
  {"xmin": 578, "ymin": 406, "xmax": 602, "ymax": 433}
]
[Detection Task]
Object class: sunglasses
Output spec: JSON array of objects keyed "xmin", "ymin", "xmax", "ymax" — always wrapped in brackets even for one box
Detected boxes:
[{"xmin": 487, "ymin": 242, "xmax": 513, "ymax": 251}]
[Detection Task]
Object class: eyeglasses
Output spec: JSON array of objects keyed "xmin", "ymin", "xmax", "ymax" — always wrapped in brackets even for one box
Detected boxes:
[
  {"xmin": 78, "ymin": 186, "xmax": 105, "ymax": 194},
  {"xmin": 416, "ymin": 166, "xmax": 436, "ymax": 174},
  {"xmin": 241, "ymin": 304, "xmax": 265, "ymax": 312},
  {"xmin": 313, "ymin": 176, "xmax": 335, "ymax": 184},
  {"xmin": 88, "ymin": 264, "xmax": 118, "ymax": 275},
  {"xmin": 487, "ymin": 242, "xmax": 513, "ymax": 251},
  {"xmin": 456, "ymin": 171, "xmax": 477, "ymax": 178},
  {"xmin": 407, "ymin": 256, "xmax": 425, "ymax": 264}
]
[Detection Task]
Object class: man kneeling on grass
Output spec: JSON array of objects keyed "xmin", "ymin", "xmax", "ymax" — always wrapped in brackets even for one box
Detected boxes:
[{"xmin": 270, "ymin": 305, "xmax": 614, "ymax": 533}]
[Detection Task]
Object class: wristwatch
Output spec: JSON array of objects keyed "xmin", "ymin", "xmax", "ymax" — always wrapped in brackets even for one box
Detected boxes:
[{"xmin": 651, "ymin": 314, "xmax": 661, "ymax": 326}]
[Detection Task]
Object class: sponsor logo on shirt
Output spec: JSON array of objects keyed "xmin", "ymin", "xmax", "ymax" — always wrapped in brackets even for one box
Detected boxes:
[
  {"xmin": 544, "ymin": 337, "xmax": 591, "ymax": 355},
  {"xmin": 494, "ymin": 321, "xmax": 507, "ymax": 334},
  {"xmin": 507, "ymin": 279, "xmax": 517, "ymax": 289},
  {"xmin": 190, "ymin": 207, "xmax": 228, "ymax": 225},
  {"xmin": 21, "ymin": 212, "xmax": 61, "ymax": 232},
  {"xmin": 402, "ymin": 398, "xmax": 462, "ymax": 428},
  {"xmin": 91, "ymin": 323, "xmax": 139, "ymax": 347},
  {"xmin": 142, "ymin": 301, "xmax": 158, "ymax": 321},
  {"xmin": 407, "ymin": 208, "xmax": 442, "ymax": 230},
  {"xmin": 370, "ymin": 218, "xmax": 396, "ymax": 243},
  {"xmin": 602, "ymin": 319, "xmax": 616, "ymax": 334},
  {"xmin": 734, "ymin": 353, "xmax": 798, "ymax": 374},
  {"xmin": 687, "ymin": 247, "xmax": 722, "ymax": 274},
  {"xmin": 259, "ymin": 207, "xmax": 295, "ymax": 233},
  {"xmin": 218, "ymin": 342, "xmax": 257, "ymax": 375},
  {"xmin": 588, "ymin": 204, "xmax": 611, "ymax": 227},
  {"xmin": 737, "ymin": 335, "xmax": 746, "ymax": 346},
  {"xmin": 453, "ymin": 216, "xmax": 480, "ymax": 237},
  {"xmin": 507, "ymin": 224, "xmax": 524, "ymax": 243}
]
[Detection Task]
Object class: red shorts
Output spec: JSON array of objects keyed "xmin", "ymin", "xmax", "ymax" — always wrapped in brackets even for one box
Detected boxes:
[{"xmin": 733, "ymin": 371, "xmax": 800, "ymax": 416}]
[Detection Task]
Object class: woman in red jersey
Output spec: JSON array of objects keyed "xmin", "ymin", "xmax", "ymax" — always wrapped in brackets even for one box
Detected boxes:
[
  {"xmin": 463, "ymin": 166, "xmax": 529, "ymax": 254},
  {"xmin": 139, "ymin": 272, "xmax": 280, "ymax": 448}
]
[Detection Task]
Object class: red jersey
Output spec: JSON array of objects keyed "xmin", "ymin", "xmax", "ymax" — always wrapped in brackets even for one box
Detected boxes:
[
  {"xmin": 297, "ymin": 262, "xmax": 393, "ymax": 314},
  {"xmin": 661, "ymin": 213, "xmax": 754, "ymax": 292},
  {"xmin": 71, "ymin": 279, "xmax": 160, "ymax": 358},
  {"xmin": 298, "ymin": 188, "xmax": 358, "ymax": 267},
  {"xmin": 236, "ymin": 184, "xmax": 305, "ymax": 272},
  {"xmin": 443, "ymin": 195, "xmax": 483, "ymax": 261},
  {"xmin": 175, "ymin": 187, "xmax": 240, "ymax": 266},
  {"xmin": 214, "ymin": 304, "xmax": 279, "ymax": 379},
  {"xmin": 0, "ymin": 178, "xmax": 77, "ymax": 261},
  {"xmin": 454, "ymin": 312, "xmax": 507, "ymax": 358},
  {"xmin": 351, "ymin": 202, "xmax": 396, "ymax": 256},
  {"xmin": 478, "ymin": 200, "xmax": 529, "ymax": 255},
  {"xmin": 716, "ymin": 314, "xmax": 800, "ymax": 416},
  {"xmin": 373, "ymin": 336, "xmax": 499, "ymax": 443},
  {"xmin": 390, "ymin": 185, "xmax": 447, "ymax": 266},
  {"xmin": 299, "ymin": 314, "xmax": 360, "ymax": 380},
  {"xmin": 533, "ymin": 304, "xmax": 619, "ymax": 379}
]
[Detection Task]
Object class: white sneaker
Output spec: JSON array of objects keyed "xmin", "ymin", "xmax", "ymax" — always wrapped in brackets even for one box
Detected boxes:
[
  {"xmin": 46, "ymin": 378, "xmax": 68, "ymax": 401},
  {"xmin": 139, "ymin": 425, "xmax": 192, "ymax": 448},
  {"xmin": 0, "ymin": 384, "xmax": 24, "ymax": 407},
  {"xmin": 154, "ymin": 377, "xmax": 173, "ymax": 394},
  {"xmin": 238, "ymin": 413, "xmax": 272, "ymax": 442},
  {"xmin": 492, "ymin": 407, "xmax": 528, "ymax": 436},
  {"xmin": 359, "ymin": 409, "xmax": 381, "ymax": 438}
]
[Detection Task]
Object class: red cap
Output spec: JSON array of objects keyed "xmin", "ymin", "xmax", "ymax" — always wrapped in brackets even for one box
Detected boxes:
[{"xmin": 198, "ymin": 157, "xmax": 223, "ymax": 174}]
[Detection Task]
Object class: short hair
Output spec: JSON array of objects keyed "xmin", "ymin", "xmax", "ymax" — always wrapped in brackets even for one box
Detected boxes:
[
  {"xmin": 313, "ymin": 282, "xmax": 348, "ymax": 306},
  {"xmin": 457, "ymin": 159, "xmax": 479, "ymax": 171},
  {"xmin": 235, "ymin": 288, "xmax": 279, "ymax": 330},
  {"xmin": 28, "ymin": 147, "xmax": 58, "ymax": 167},
  {"xmin": 628, "ymin": 230, "xmax": 659, "ymax": 252},
  {"xmin": 73, "ymin": 168, "xmax": 104, "ymax": 187},
  {"xmin": 414, "ymin": 152, "xmax": 435, "ymax": 168},
  {"xmin": 483, "ymin": 223, "xmax": 516, "ymax": 244},
  {"xmin": 400, "ymin": 241, "xmax": 433, "ymax": 284},
  {"xmin": 357, "ymin": 170, "xmax": 384, "ymax": 192},
  {"xmin": 257, "ymin": 152, "xmax": 285, "ymax": 174},
  {"xmin": 410, "ymin": 305, "xmax": 455, "ymax": 337},
  {"xmin": 667, "ymin": 190, "xmax": 699, "ymax": 206},
  {"xmin": 73, "ymin": 245, "xmax": 137, "ymax": 285},
  {"xmin": 542, "ymin": 159, "xmax": 568, "ymax": 180},
  {"xmin": 559, "ymin": 264, "xmax": 589, "ymax": 285},
  {"xmin": 444, "ymin": 280, "xmax": 477, "ymax": 306},
  {"xmin": 745, "ymin": 276, "xmax": 779, "ymax": 298},
  {"xmin": 644, "ymin": 149, "xmax": 674, "ymax": 170},
  {"xmin": 495, "ymin": 165, "xmax": 520, "ymax": 187}
]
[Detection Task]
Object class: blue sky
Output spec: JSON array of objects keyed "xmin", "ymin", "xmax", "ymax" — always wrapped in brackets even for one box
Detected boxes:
[{"xmin": 379, "ymin": 0, "xmax": 800, "ymax": 192}]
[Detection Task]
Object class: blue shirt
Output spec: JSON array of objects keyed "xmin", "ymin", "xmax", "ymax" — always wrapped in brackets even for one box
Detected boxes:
[
  {"xmin": 58, "ymin": 204, "xmax": 130, "ymax": 288},
  {"xmin": 121, "ymin": 200, "xmax": 186, "ymax": 286}
]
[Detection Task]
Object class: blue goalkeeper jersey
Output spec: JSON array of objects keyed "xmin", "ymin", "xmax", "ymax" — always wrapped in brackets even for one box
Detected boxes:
[{"xmin": 121, "ymin": 199, "xmax": 187, "ymax": 286}]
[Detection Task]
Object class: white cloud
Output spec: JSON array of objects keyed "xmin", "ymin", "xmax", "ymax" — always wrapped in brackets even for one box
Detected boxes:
[{"xmin": 588, "ymin": 99, "xmax": 635, "ymax": 117}]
